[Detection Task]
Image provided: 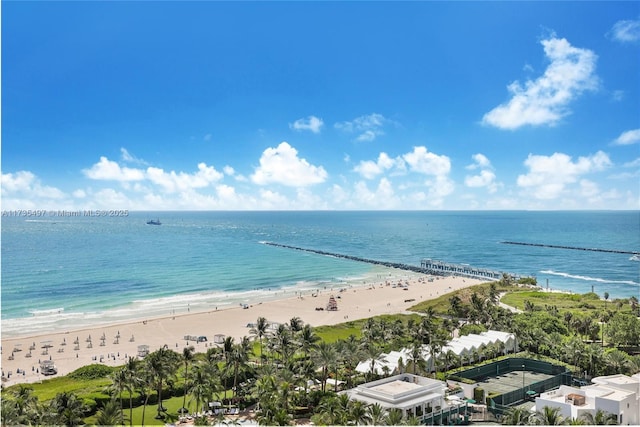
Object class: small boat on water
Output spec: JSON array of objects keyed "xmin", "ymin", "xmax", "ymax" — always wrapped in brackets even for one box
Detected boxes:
[
  {"xmin": 630, "ymin": 254, "xmax": 640, "ymax": 262},
  {"xmin": 146, "ymin": 219, "xmax": 161, "ymax": 225}
]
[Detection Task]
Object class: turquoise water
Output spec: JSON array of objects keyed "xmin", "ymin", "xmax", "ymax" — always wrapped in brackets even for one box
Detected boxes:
[{"xmin": 2, "ymin": 211, "xmax": 638, "ymax": 337}]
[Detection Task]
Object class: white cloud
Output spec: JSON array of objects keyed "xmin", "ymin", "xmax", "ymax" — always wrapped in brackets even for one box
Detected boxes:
[
  {"xmin": 609, "ymin": 18, "xmax": 640, "ymax": 42},
  {"xmin": 1, "ymin": 170, "xmax": 67, "ymax": 200},
  {"xmin": 251, "ymin": 142, "xmax": 327, "ymax": 187},
  {"xmin": 352, "ymin": 178, "xmax": 399, "ymax": 209},
  {"xmin": 465, "ymin": 170, "xmax": 498, "ymax": 191},
  {"xmin": 335, "ymin": 113, "xmax": 390, "ymax": 141},
  {"xmin": 402, "ymin": 146, "xmax": 451, "ymax": 176},
  {"xmin": 482, "ymin": 36, "xmax": 598, "ymax": 130},
  {"xmin": 354, "ymin": 152, "xmax": 398, "ymax": 179},
  {"xmin": 120, "ymin": 148, "xmax": 148, "ymax": 165},
  {"xmin": 84, "ymin": 156, "xmax": 146, "ymax": 181},
  {"xmin": 517, "ymin": 151, "xmax": 611, "ymax": 200},
  {"xmin": 356, "ymin": 130, "xmax": 377, "ymax": 142},
  {"xmin": 611, "ymin": 90, "xmax": 625, "ymax": 102},
  {"xmin": 613, "ymin": 129, "xmax": 640, "ymax": 145},
  {"xmin": 85, "ymin": 156, "xmax": 223, "ymax": 194},
  {"xmin": 146, "ymin": 163, "xmax": 224, "ymax": 193},
  {"xmin": 465, "ymin": 153, "xmax": 499, "ymax": 193},
  {"xmin": 289, "ymin": 115, "xmax": 324, "ymax": 133},
  {"xmin": 92, "ymin": 188, "xmax": 133, "ymax": 208},
  {"xmin": 579, "ymin": 179, "xmax": 599, "ymax": 198},
  {"xmin": 623, "ymin": 157, "xmax": 640, "ymax": 168},
  {"xmin": 401, "ymin": 147, "xmax": 454, "ymax": 205},
  {"xmin": 466, "ymin": 153, "xmax": 492, "ymax": 170}
]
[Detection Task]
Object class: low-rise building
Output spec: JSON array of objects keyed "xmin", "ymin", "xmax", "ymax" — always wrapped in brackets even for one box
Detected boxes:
[
  {"xmin": 534, "ymin": 374, "xmax": 640, "ymax": 425},
  {"xmin": 355, "ymin": 330, "xmax": 516, "ymax": 376},
  {"xmin": 342, "ymin": 373, "xmax": 467, "ymax": 424}
]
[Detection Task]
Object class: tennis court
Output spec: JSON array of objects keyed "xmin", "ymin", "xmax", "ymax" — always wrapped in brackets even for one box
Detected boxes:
[{"xmin": 477, "ymin": 369, "xmax": 555, "ymax": 395}]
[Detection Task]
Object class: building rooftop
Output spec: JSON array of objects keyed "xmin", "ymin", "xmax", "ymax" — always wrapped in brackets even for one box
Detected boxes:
[{"xmin": 370, "ymin": 379, "xmax": 422, "ymax": 396}]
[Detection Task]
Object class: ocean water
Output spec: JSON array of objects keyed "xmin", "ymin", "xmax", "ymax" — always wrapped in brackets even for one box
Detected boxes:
[{"xmin": 1, "ymin": 211, "xmax": 638, "ymax": 337}]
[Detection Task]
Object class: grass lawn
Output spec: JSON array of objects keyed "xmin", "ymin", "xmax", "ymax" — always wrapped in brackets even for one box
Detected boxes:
[
  {"xmin": 500, "ymin": 290, "xmax": 633, "ymax": 314},
  {"xmin": 85, "ymin": 394, "xmax": 202, "ymax": 426},
  {"xmin": 4, "ymin": 375, "xmax": 112, "ymax": 403}
]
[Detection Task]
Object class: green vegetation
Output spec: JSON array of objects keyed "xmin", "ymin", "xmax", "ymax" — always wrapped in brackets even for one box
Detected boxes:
[
  {"xmin": 2, "ymin": 282, "xmax": 639, "ymax": 426},
  {"xmin": 500, "ymin": 290, "xmax": 634, "ymax": 313}
]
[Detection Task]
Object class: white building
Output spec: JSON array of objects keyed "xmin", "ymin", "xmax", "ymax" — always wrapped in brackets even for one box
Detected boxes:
[
  {"xmin": 534, "ymin": 374, "xmax": 640, "ymax": 425},
  {"xmin": 356, "ymin": 330, "xmax": 516, "ymax": 376},
  {"xmin": 342, "ymin": 373, "xmax": 467, "ymax": 423}
]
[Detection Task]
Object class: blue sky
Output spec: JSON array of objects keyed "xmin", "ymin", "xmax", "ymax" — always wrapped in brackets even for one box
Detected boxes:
[{"xmin": 2, "ymin": 2, "xmax": 639, "ymax": 210}]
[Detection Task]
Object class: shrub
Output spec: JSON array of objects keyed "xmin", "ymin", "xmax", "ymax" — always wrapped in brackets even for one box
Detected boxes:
[
  {"xmin": 68, "ymin": 364, "xmax": 115, "ymax": 380},
  {"xmin": 473, "ymin": 387, "xmax": 484, "ymax": 403}
]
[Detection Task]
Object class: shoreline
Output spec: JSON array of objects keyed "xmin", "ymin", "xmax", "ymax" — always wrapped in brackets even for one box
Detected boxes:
[
  {"xmin": 1, "ymin": 265, "xmax": 417, "ymax": 339},
  {"xmin": 1, "ymin": 270, "xmax": 485, "ymax": 387}
]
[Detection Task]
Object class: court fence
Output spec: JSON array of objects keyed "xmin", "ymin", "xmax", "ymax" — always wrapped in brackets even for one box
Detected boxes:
[{"xmin": 449, "ymin": 357, "xmax": 574, "ymax": 413}]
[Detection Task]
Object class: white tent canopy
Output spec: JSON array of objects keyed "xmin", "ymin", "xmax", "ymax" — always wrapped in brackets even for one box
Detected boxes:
[{"xmin": 356, "ymin": 330, "xmax": 516, "ymax": 375}]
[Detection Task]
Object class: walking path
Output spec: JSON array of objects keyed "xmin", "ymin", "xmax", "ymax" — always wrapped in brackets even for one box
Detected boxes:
[{"xmin": 498, "ymin": 292, "xmax": 522, "ymax": 313}]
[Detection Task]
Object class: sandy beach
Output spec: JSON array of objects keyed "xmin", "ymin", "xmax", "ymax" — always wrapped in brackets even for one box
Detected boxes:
[{"xmin": 1, "ymin": 272, "xmax": 483, "ymax": 387}]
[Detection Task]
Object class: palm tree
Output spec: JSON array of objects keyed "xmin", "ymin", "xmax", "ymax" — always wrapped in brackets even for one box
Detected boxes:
[
  {"xmin": 531, "ymin": 406, "xmax": 566, "ymax": 425},
  {"xmin": 407, "ymin": 342, "xmax": 427, "ymax": 375},
  {"xmin": 137, "ymin": 368, "xmax": 154, "ymax": 426},
  {"xmin": 313, "ymin": 341, "xmax": 338, "ymax": 392},
  {"xmin": 49, "ymin": 391, "xmax": 87, "ymax": 426},
  {"xmin": 108, "ymin": 367, "xmax": 128, "ymax": 425},
  {"xmin": 361, "ymin": 317, "xmax": 378, "ymax": 344},
  {"xmin": 8, "ymin": 384, "xmax": 39, "ymax": 425},
  {"xmin": 220, "ymin": 336, "xmax": 235, "ymax": 400},
  {"xmin": 448, "ymin": 295, "xmax": 465, "ymax": 318},
  {"xmin": 442, "ymin": 349, "xmax": 460, "ymax": 372},
  {"xmin": 289, "ymin": 316, "xmax": 304, "ymax": 332},
  {"xmin": 230, "ymin": 336, "xmax": 252, "ymax": 399},
  {"xmin": 361, "ymin": 342, "xmax": 387, "ymax": 381},
  {"xmin": 580, "ymin": 409, "xmax": 618, "ymax": 425},
  {"xmin": 123, "ymin": 356, "xmax": 142, "ymax": 427},
  {"xmin": 145, "ymin": 346, "xmax": 180, "ymax": 418},
  {"xmin": 563, "ymin": 336, "xmax": 585, "ymax": 372},
  {"xmin": 502, "ymin": 407, "xmax": 531, "ymax": 425},
  {"xmin": 1, "ymin": 398, "xmax": 20, "ymax": 426},
  {"xmin": 386, "ymin": 408, "xmax": 404, "ymax": 425},
  {"xmin": 95, "ymin": 398, "xmax": 123, "ymax": 426},
  {"xmin": 253, "ymin": 371, "xmax": 277, "ymax": 413},
  {"xmin": 582, "ymin": 343, "xmax": 604, "ymax": 378},
  {"xmin": 629, "ymin": 296, "xmax": 639, "ymax": 315},
  {"xmin": 604, "ymin": 349, "xmax": 630, "ymax": 375},
  {"xmin": 470, "ymin": 292, "xmax": 487, "ymax": 323},
  {"xmin": 181, "ymin": 345, "xmax": 196, "ymax": 413},
  {"xmin": 366, "ymin": 403, "xmax": 387, "ymax": 426},
  {"xmin": 350, "ymin": 399, "xmax": 369, "ymax": 425},
  {"xmin": 188, "ymin": 362, "xmax": 219, "ymax": 415},
  {"xmin": 298, "ymin": 323, "xmax": 320, "ymax": 359},
  {"xmin": 428, "ymin": 334, "xmax": 446, "ymax": 377},
  {"xmin": 337, "ymin": 336, "xmax": 364, "ymax": 388},
  {"xmin": 250, "ymin": 316, "xmax": 270, "ymax": 364},
  {"xmin": 488, "ymin": 282, "xmax": 500, "ymax": 305}
]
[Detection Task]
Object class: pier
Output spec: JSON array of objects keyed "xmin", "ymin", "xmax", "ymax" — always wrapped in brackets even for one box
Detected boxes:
[
  {"xmin": 263, "ymin": 242, "xmax": 515, "ymax": 281},
  {"xmin": 419, "ymin": 259, "xmax": 510, "ymax": 280},
  {"xmin": 501, "ymin": 241, "xmax": 638, "ymax": 255}
]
